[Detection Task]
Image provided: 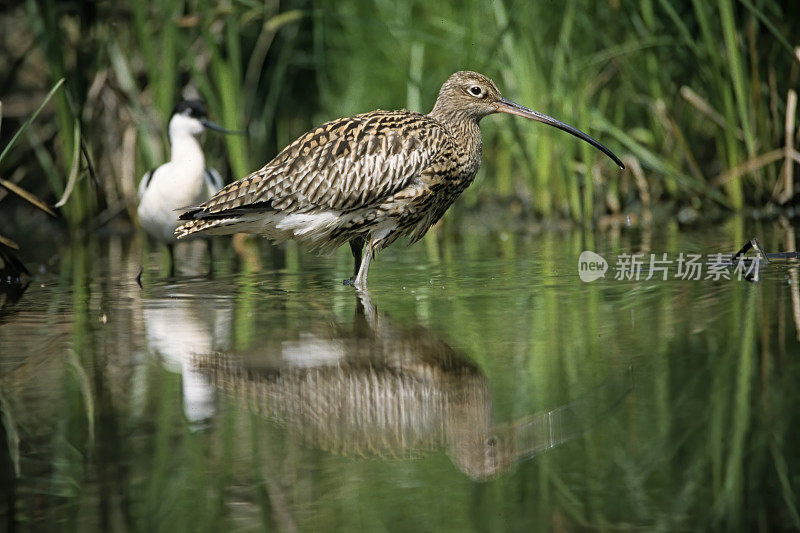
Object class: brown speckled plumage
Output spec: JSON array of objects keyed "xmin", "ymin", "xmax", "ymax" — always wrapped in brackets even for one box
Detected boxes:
[{"xmin": 176, "ymin": 71, "xmax": 623, "ymax": 288}]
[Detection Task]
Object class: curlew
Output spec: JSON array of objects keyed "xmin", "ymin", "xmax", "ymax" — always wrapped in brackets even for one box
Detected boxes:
[
  {"xmin": 137, "ymin": 100, "xmax": 239, "ymax": 276},
  {"xmin": 175, "ymin": 71, "xmax": 623, "ymax": 288}
]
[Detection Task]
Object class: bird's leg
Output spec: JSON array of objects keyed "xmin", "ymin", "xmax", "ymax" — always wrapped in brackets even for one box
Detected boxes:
[
  {"xmin": 343, "ymin": 237, "xmax": 365, "ymax": 285},
  {"xmin": 167, "ymin": 243, "xmax": 176, "ymax": 277},
  {"xmin": 353, "ymin": 239, "xmax": 374, "ymax": 290},
  {"xmin": 350, "ymin": 237, "xmax": 364, "ymax": 279}
]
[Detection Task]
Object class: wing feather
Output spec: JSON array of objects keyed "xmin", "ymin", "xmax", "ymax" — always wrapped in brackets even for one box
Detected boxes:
[{"xmin": 181, "ymin": 110, "xmax": 448, "ymax": 221}]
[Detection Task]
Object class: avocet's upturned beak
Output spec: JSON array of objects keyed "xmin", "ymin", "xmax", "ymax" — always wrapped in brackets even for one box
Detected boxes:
[
  {"xmin": 201, "ymin": 119, "xmax": 245, "ymax": 135},
  {"xmin": 496, "ymin": 98, "xmax": 624, "ymax": 169}
]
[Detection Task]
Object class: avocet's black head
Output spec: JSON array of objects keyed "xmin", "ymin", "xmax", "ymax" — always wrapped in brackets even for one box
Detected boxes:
[
  {"xmin": 169, "ymin": 99, "xmax": 242, "ymax": 140},
  {"xmin": 172, "ymin": 100, "xmax": 208, "ymax": 120}
]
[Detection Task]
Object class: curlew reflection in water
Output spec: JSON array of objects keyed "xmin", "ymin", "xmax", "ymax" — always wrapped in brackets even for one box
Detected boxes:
[
  {"xmin": 196, "ymin": 291, "xmax": 632, "ymax": 481},
  {"xmin": 141, "ymin": 282, "xmax": 233, "ymax": 425}
]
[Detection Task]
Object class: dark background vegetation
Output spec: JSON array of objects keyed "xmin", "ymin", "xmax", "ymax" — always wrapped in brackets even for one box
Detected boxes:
[{"xmin": 0, "ymin": 0, "xmax": 799, "ymax": 238}]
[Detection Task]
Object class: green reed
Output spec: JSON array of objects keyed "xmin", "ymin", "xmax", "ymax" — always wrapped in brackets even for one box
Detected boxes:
[
  {"xmin": 0, "ymin": 79, "xmax": 66, "ymax": 233},
  {"xmin": 314, "ymin": 0, "xmax": 797, "ymax": 221},
  {"xmin": 4, "ymin": 0, "xmax": 798, "ymax": 229},
  {"xmin": 12, "ymin": 0, "xmax": 307, "ymax": 228}
]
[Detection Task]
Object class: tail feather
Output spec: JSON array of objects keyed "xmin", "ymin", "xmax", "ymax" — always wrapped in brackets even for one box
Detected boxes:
[
  {"xmin": 175, "ymin": 217, "xmax": 234, "ymax": 238},
  {"xmin": 174, "ymin": 204, "xmax": 252, "ymax": 238},
  {"xmin": 178, "ymin": 206, "xmax": 203, "ymax": 221},
  {"xmin": 175, "ymin": 207, "xmax": 354, "ymax": 253}
]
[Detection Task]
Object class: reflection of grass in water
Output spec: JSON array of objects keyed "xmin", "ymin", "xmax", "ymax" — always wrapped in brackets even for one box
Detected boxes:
[{"xmin": 4, "ymin": 230, "xmax": 800, "ymax": 529}]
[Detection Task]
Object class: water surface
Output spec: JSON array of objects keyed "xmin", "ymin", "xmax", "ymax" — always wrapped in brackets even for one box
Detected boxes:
[{"xmin": 2, "ymin": 219, "xmax": 800, "ymax": 530}]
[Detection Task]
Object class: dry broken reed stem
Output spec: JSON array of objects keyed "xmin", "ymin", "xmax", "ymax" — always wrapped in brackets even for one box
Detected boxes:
[
  {"xmin": 625, "ymin": 156, "xmax": 652, "ymax": 225},
  {"xmin": 707, "ymin": 88, "xmax": 798, "ymax": 193},
  {"xmin": 0, "ymin": 233, "xmax": 20, "ymax": 249},
  {"xmin": 0, "ymin": 176, "xmax": 57, "ymax": 217},
  {"xmin": 654, "ymin": 100, "xmax": 705, "ymax": 183},
  {"xmin": 777, "ymin": 89, "xmax": 797, "ymax": 204},
  {"xmin": 712, "ymin": 149, "xmax": 796, "ymax": 187},
  {"xmin": 680, "ymin": 86, "xmax": 745, "ymax": 141}
]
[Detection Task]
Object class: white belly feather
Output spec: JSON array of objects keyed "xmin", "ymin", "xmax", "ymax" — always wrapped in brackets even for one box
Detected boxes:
[{"xmin": 138, "ymin": 161, "xmax": 217, "ymax": 243}]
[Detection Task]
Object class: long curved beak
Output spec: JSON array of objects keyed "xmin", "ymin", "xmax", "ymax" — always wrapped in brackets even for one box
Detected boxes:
[
  {"xmin": 201, "ymin": 119, "xmax": 245, "ymax": 135},
  {"xmin": 496, "ymin": 98, "xmax": 624, "ymax": 169}
]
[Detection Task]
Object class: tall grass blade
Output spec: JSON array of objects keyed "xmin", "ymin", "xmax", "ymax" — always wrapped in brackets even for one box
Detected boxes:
[
  {"xmin": 54, "ymin": 119, "xmax": 81, "ymax": 208},
  {"xmin": 738, "ymin": 0, "xmax": 794, "ymax": 56},
  {"xmin": 0, "ymin": 78, "xmax": 64, "ymax": 166}
]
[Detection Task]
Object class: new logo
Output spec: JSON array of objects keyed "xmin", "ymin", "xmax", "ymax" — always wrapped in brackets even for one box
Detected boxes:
[{"xmin": 578, "ymin": 251, "xmax": 608, "ymax": 282}]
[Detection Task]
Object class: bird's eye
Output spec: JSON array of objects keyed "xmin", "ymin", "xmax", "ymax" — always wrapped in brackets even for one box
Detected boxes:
[{"xmin": 469, "ymin": 85, "xmax": 483, "ymax": 97}]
